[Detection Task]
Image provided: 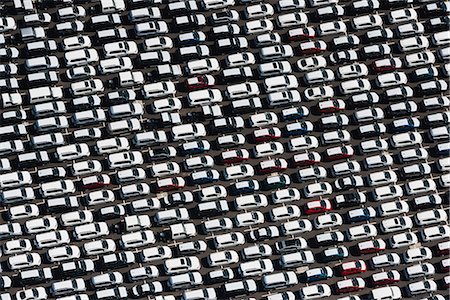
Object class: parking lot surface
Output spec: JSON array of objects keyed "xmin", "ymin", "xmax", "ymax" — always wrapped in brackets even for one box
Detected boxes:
[{"xmin": 0, "ymin": 0, "xmax": 448, "ymax": 299}]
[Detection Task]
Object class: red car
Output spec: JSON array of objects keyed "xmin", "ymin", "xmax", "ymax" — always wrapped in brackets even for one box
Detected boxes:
[
  {"xmin": 186, "ymin": 75, "xmax": 215, "ymax": 91},
  {"xmin": 287, "ymin": 27, "xmax": 315, "ymax": 41},
  {"xmin": 324, "ymin": 145, "xmax": 354, "ymax": 161},
  {"xmin": 221, "ymin": 149, "xmax": 250, "ymax": 164},
  {"xmin": 156, "ymin": 177, "xmax": 185, "ymax": 192},
  {"xmin": 253, "ymin": 127, "xmax": 282, "ymax": 143},
  {"xmin": 298, "ymin": 40, "xmax": 327, "ymax": 55},
  {"xmin": 334, "ymin": 278, "xmax": 365, "ymax": 294},
  {"xmin": 82, "ymin": 174, "xmax": 111, "ymax": 189},
  {"xmin": 357, "ymin": 239, "xmax": 386, "ymax": 254},
  {"xmin": 370, "ymin": 270, "xmax": 401, "ymax": 286},
  {"xmin": 372, "ymin": 58, "xmax": 402, "ymax": 73},
  {"xmin": 258, "ymin": 158, "xmax": 288, "ymax": 174},
  {"xmin": 291, "ymin": 152, "xmax": 321, "ymax": 167},
  {"xmin": 338, "ymin": 260, "xmax": 367, "ymax": 276},
  {"xmin": 318, "ymin": 99, "xmax": 346, "ymax": 114},
  {"xmin": 304, "ymin": 199, "xmax": 332, "ymax": 215},
  {"xmin": 436, "ymin": 241, "xmax": 450, "ymax": 256}
]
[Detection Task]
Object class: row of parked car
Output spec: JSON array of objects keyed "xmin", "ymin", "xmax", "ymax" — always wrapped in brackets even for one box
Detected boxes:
[{"xmin": 0, "ymin": 0, "xmax": 448, "ymax": 299}]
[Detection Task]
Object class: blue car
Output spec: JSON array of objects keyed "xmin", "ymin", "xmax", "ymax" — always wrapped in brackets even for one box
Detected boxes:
[
  {"xmin": 231, "ymin": 179, "xmax": 259, "ymax": 195},
  {"xmin": 281, "ymin": 106, "xmax": 309, "ymax": 121},
  {"xmin": 182, "ymin": 140, "xmax": 211, "ymax": 155},
  {"xmin": 190, "ymin": 169, "xmax": 220, "ymax": 185},
  {"xmin": 178, "ymin": 31, "xmax": 206, "ymax": 46},
  {"xmin": 302, "ymin": 267, "xmax": 334, "ymax": 283},
  {"xmin": 391, "ymin": 117, "xmax": 421, "ymax": 133},
  {"xmin": 346, "ymin": 207, "xmax": 376, "ymax": 223},
  {"xmin": 285, "ymin": 121, "xmax": 314, "ymax": 136}
]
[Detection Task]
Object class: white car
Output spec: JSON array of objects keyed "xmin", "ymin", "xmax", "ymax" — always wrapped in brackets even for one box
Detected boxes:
[
  {"xmin": 388, "ymin": 8, "xmax": 417, "ymax": 24},
  {"xmin": 303, "ymin": 86, "xmax": 334, "ymax": 101},
  {"xmin": 272, "ymin": 188, "xmax": 301, "ymax": 204},
  {"xmin": 332, "ymin": 161, "xmax": 361, "ymax": 176},
  {"xmin": 277, "ymin": 0, "xmax": 306, "ymax": 11},
  {"xmin": 149, "ymin": 162, "xmax": 180, "ymax": 178},
  {"xmin": 407, "ymin": 280, "xmax": 437, "ymax": 296},
  {"xmin": 337, "ymin": 63, "xmax": 368, "ymax": 79},
  {"xmin": 270, "ymin": 205, "xmax": 301, "ymax": 221},
  {"xmin": 372, "ymin": 185, "xmax": 404, "ymax": 202},
  {"xmin": 253, "ymin": 142, "xmax": 284, "ymax": 158},
  {"xmin": 207, "ymin": 250, "xmax": 239, "ymax": 267},
  {"xmin": 314, "ymin": 213, "xmax": 343, "ymax": 229},
  {"xmin": 299, "ymin": 284, "xmax": 331, "ymax": 300},
  {"xmin": 405, "ymin": 179, "xmax": 436, "ymax": 195},
  {"xmin": 380, "ymin": 216, "xmax": 413, "ymax": 233},
  {"xmin": 226, "ymin": 52, "xmax": 256, "ymax": 68},
  {"xmin": 250, "ymin": 112, "xmax": 278, "ymax": 127},
  {"xmin": 245, "ymin": 3, "xmax": 274, "ymax": 19},
  {"xmin": 303, "ymin": 182, "xmax": 332, "ymax": 198},
  {"xmin": 223, "ymin": 164, "xmax": 254, "ymax": 180},
  {"xmin": 296, "ymin": 56, "xmax": 327, "ymax": 72},
  {"xmin": 390, "ymin": 232, "xmax": 418, "ymax": 248},
  {"xmin": 346, "ymin": 224, "xmax": 377, "ymax": 241},
  {"xmin": 317, "ymin": 21, "xmax": 347, "ymax": 36},
  {"xmin": 420, "ymin": 225, "xmax": 450, "ymax": 242},
  {"xmin": 415, "ymin": 209, "xmax": 447, "ymax": 226},
  {"xmin": 245, "ymin": 19, "xmax": 274, "ymax": 34},
  {"xmin": 340, "ymin": 78, "xmax": 371, "ymax": 95},
  {"xmin": 277, "ymin": 12, "xmax": 308, "ymax": 28},
  {"xmin": 351, "ymin": 14, "xmax": 383, "ymax": 30},
  {"xmin": 403, "ymin": 247, "xmax": 433, "ymax": 264},
  {"xmin": 376, "ymin": 72, "xmax": 408, "ymax": 87},
  {"xmin": 377, "ymin": 200, "xmax": 409, "ymax": 217}
]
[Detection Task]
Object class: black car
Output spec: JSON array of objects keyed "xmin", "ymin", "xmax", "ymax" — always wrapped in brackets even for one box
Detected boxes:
[
  {"xmin": 333, "ymin": 192, "xmax": 366, "ymax": 209},
  {"xmin": 360, "ymin": 44, "xmax": 391, "ymax": 59},
  {"xmin": 401, "ymin": 163, "xmax": 431, "ymax": 179},
  {"xmin": 387, "ymin": 101, "xmax": 417, "ymax": 117},
  {"xmin": 425, "ymin": 16, "xmax": 450, "ymax": 32},
  {"xmin": 173, "ymin": 14, "xmax": 205, "ymax": 31},
  {"xmin": 215, "ymin": 37, "xmax": 247, "ymax": 54},
  {"xmin": 96, "ymin": 204, "xmax": 126, "ymax": 221},
  {"xmin": 100, "ymin": 252, "xmax": 135, "ymax": 270},
  {"xmin": 315, "ymin": 231, "xmax": 345, "ymax": 247},
  {"xmin": 222, "ymin": 66, "xmax": 253, "ymax": 83},
  {"xmin": 59, "ymin": 259, "xmax": 95, "ymax": 277},
  {"xmin": 421, "ymin": 1, "xmax": 450, "ymax": 17}
]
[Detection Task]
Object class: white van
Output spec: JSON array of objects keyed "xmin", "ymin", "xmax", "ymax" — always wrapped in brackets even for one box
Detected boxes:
[
  {"xmin": 72, "ymin": 109, "xmax": 106, "ymax": 126},
  {"xmin": 28, "ymin": 86, "xmax": 63, "ymax": 104},
  {"xmin": 370, "ymin": 286, "xmax": 402, "ymax": 300},
  {"xmin": 55, "ymin": 144, "xmax": 90, "ymax": 161},
  {"xmin": 46, "ymin": 197, "xmax": 79, "ymax": 213},
  {"xmin": 99, "ymin": 57, "xmax": 133, "ymax": 74},
  {"xmin": 279, "ymin": 250, "xmax": 314, "ymax": 268},
  {"xmin": 155, "ymin": 208, "xmax": 189, "ymax": 225},
  {"xmin": 171, "ymin": 123, "xmax": 206, "ymax": 141},
  {"xmin": 99, "ymin": 0, "xmax": 125, "ymax": 13},
  {"xmin": 31, "ymin": 133, "xmax": 65, "ymax": 149},
  {"xmin": 168, "ymin": 272, "xmax": 203, "ymax": 290},
  {"xmin": 50, "ymin": 278, "xmax": 86, "ymax": 296},
  {"xmin": 142, "ymin": 81, "xmax": 176, "ymax": 99},
  {"xmin": 32, "ymin": 101, "xmax": 66, "ymax": 118},
  {"xmin": 95, "ymin": 137, "xmax": 129, "ymax": 154},
  {"xmin": 133, "ymin": 130, "xmax": 167, "ymax": 147},
  {"xmin": 187, "ymin": 89, "xmax": 223, "ymax": 107},
  {"xmin": 169, "ymin": 223, "xmax": 197, "ymax": 240}
]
